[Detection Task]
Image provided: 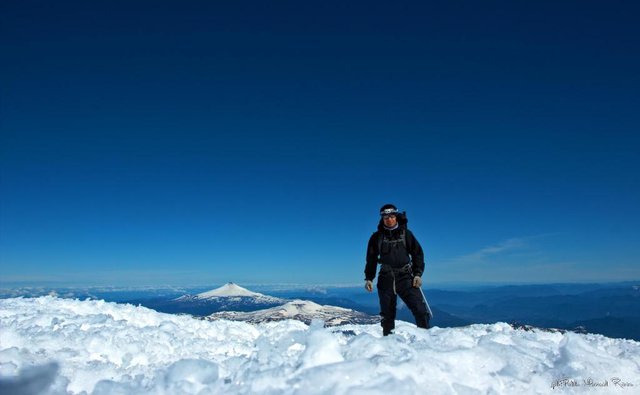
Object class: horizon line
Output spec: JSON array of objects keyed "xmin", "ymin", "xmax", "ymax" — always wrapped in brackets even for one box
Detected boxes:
[{"xmin": 1, "ymin": 279, "xmax": 639, "ymax": 291}]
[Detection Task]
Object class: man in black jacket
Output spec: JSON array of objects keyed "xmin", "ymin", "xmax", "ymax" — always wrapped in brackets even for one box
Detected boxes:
[{"xmin": 364, "ymin": 204, "xmax": 430, "ymax": 335}]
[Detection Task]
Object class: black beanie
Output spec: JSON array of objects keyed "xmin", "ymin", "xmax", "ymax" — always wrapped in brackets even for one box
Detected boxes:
[{"xmin": 379, "ymin": 204, "xmax": 398, "ymax": 216}]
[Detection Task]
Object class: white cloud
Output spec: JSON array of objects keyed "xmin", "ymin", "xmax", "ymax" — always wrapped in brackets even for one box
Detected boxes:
[
  {"xmin": 457, "ymin": 237, "xmax": 528, "ymax": 262},
  {"xmin": 438, "ymin": 237, "xmax": 532, "ymax": 268}
]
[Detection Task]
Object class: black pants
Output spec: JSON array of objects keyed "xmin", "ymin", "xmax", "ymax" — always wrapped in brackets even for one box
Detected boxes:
[{"xmin": 377, "ymin": 271, "xmax": 430, "ymax": 335}]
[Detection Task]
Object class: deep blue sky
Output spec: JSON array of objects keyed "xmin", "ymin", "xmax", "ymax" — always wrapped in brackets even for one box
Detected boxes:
[{"xmin": 1, "ymin": 1, "xmax": 639, "ymax": 286}]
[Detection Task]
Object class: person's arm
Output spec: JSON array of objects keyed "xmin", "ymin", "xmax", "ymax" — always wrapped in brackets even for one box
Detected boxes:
[
  {"xmin": 407, "ymin": 230, "xmax": 425, "ymax": 277},
  {"xmin": 364, "ymin": 232, "xmax": 379, "ymax": 281}
]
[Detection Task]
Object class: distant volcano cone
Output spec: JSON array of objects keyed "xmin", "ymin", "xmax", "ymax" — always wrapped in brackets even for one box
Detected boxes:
[{"xmin": 195, "ymin": 282, "xmax": 261, "ymax": 298}]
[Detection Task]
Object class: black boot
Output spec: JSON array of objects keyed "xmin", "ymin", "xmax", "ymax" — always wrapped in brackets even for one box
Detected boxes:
[
  {"xmin": 381, "ymin": 316, "xmax": 395, "ymax": 336},
  {"xmin": 415, "ymin": 314, "xmax": 430, "ymax": 330}
]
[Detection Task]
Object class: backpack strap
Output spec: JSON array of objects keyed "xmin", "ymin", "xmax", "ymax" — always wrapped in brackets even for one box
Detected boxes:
[
  {"xmin": 401, "ymin": 228, "xmax": 407, "ymax": 250},
  {"xmin": 401, "ymin": 229, "xmax": 412, "ymax": 264}
]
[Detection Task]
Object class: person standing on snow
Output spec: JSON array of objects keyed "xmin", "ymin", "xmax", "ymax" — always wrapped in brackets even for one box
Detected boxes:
[{"xmin": 364, "ymin": 204, "xmax": 430, "ymax": 335}]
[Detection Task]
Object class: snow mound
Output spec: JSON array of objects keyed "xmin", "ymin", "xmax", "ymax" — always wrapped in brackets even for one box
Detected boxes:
[{"xmin": 1, "ymin": 296, "xmax": 639, "ymax": 395}]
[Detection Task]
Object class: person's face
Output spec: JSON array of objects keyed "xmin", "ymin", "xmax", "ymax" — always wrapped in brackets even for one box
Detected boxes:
[{"xmin": 383, "ymin": 214, "xmax": 397, "ymax": 227}]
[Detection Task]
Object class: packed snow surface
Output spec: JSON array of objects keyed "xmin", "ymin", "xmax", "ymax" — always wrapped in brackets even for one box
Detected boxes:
[{"xmin": 1, "ymin": 297, "xmax": 639, "ymax": 395}]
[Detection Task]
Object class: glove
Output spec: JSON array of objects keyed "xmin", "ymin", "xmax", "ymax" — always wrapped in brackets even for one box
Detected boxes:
[
  {"xmin": 365, "ymin": 280, "xmax": 373, "ymax": 292},
  {"xmin": 412, "ymin": 276, "xmax": 422, "ymax": 288}
]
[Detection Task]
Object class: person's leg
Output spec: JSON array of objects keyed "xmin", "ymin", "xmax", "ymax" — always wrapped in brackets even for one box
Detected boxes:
[
  {"xmin": 396, "ymin": 274, "xmax": 430, "ymax": 329},
  {"xmin": 377, "ymin": 274, "xmax": 397, "ymax": 335}
]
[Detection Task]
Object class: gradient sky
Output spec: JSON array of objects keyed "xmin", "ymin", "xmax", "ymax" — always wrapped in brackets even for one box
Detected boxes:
[{"xmin": 1, "ymin": 1, "xmax": 639, "ymax": 286}]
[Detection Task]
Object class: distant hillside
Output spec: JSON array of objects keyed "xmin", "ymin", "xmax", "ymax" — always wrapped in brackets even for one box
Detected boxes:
[
  {"xmin": 207, "ymin": 299, "xmax": 379, "ymax": 326},
  {"xmin": 428, "ymin": 283, "xmax": 640, "ymax": 340},
  {"xmin": 568, "ymin": 316, "xmax": 640, "ymax": 341}
]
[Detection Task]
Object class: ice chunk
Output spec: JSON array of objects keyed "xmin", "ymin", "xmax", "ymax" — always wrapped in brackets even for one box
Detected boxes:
[
  {"xmin": 300, "ymin": 320, "xmax": 344, "ymax": 369},
  {"xmin": 165, "ymin": 359, "xmax": 219, "ymax": 385}
]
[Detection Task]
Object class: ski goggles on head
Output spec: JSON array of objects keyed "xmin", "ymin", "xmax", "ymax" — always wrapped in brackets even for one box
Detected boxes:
[{"xmin": 380, "ymin": 208, "xmax": 399, "ymax": 217}]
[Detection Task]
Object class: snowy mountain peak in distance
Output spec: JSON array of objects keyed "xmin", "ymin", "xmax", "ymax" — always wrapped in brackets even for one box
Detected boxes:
[
  {"xmin": 173, "ymin": 283, "xmax": 286, "ymax": 306},
  {"xmin": 207, "ymin": 299, "xmax": 379, "ymax": 326},
  {"xmin": 196, "ymin": 282, "xmax": 263, "ymax": 299}
]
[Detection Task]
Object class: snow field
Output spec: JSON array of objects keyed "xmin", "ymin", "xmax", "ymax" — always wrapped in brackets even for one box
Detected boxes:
[{"xmin": 1, "ymin": 296, "xmax": 639, "ymax": 394}]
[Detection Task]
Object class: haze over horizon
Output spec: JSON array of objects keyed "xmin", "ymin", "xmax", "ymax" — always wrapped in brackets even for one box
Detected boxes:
[{"xmin": 1, "ymin": 1, "xmax": 639, "ymax": 286}]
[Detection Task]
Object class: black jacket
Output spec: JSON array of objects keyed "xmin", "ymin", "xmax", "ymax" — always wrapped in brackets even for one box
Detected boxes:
[{"xmin": 364, "ymin": 222, "xmax": 425, "ymax": 281}]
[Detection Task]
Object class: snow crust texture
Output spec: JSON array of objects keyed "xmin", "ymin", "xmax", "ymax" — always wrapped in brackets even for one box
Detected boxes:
[{"xmin": 1, "ymin": 296, "xmax": 639, "ymax": 395}]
